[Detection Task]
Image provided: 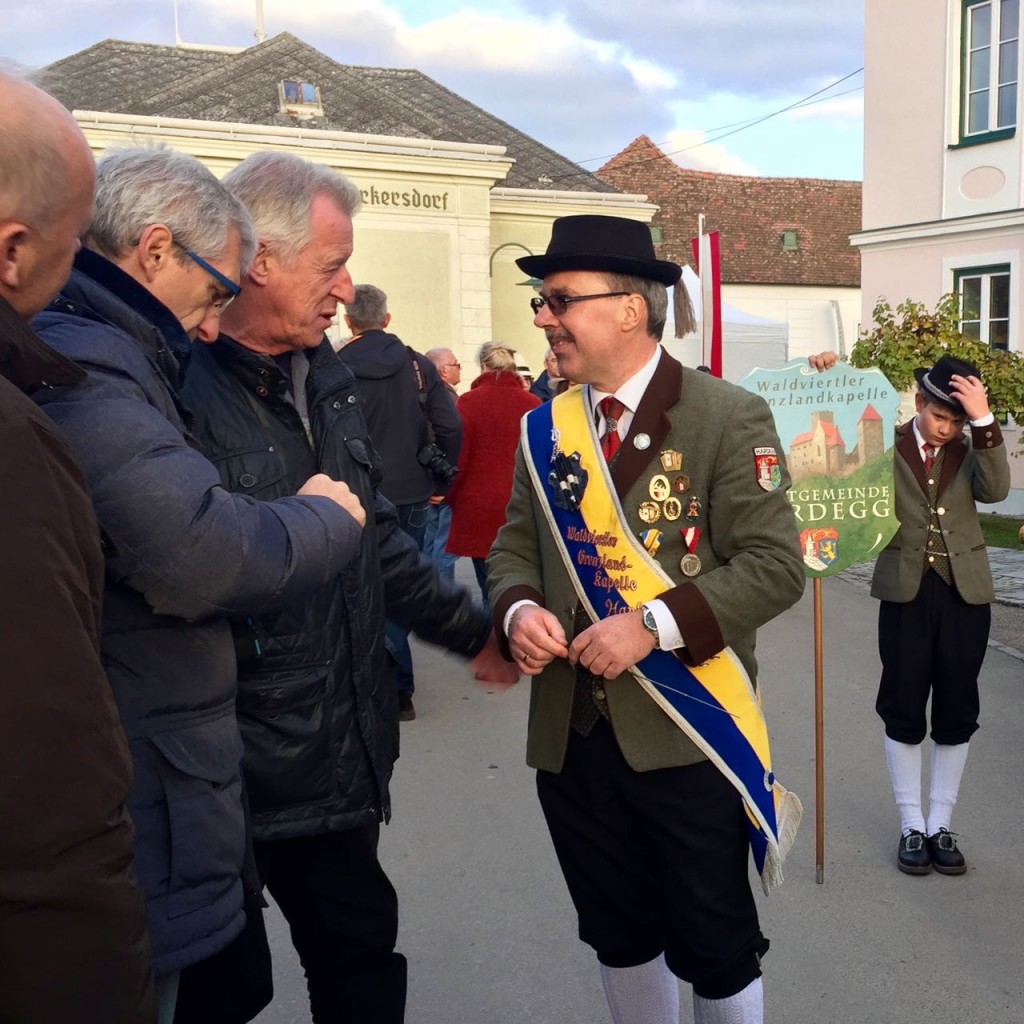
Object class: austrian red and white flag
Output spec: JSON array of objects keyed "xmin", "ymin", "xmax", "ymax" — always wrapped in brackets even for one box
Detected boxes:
[{"xmin": 691, "ymin": 224, "xmax": 722, "ymax": 378}]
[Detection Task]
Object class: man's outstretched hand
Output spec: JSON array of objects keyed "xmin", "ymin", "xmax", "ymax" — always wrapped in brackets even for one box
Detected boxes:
[{"xmin": 469, "ymin": 630, "xmax": 520, "ymax": 691}]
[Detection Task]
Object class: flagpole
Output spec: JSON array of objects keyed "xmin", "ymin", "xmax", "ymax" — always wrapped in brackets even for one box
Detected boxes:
[{"xmin": 697, "ymin": 213, "xmax": 706, "ymax": 366}]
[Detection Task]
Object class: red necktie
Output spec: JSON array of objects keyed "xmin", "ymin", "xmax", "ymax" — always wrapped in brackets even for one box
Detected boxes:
[
  {"xmin": 599, "ymin": 396, "xmax": 626, "ymax": 462},
  {"xmin": 922, "ymin": 443, "xmax": 935, "ymax": 474}
]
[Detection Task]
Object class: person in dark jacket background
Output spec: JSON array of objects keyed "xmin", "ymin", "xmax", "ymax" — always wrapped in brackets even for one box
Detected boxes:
[
  {"xmin": 0, "ymin": 73, "xmax": 155, "ymax": 1024},
  {"xmin": 339, "ymin": 284, "xmax": 462, "ymax": 719},
  {"xmin": 529, "ymin": 346, "xmax": 563, "ymax": 402},
  {"xmin": 177, "ymin": 151, "xmax": 515, "ymax": 1024},
  {"xmin": 447, "ymin": 342, "xmax": 540, "ymax": 606},
  {"xmin": 423, "ymin": 346, "xmax": 463, "ymax": 586},
  {"xmin": 32, "ymin": 146, "xmax": 367, "ymax": 1023}
]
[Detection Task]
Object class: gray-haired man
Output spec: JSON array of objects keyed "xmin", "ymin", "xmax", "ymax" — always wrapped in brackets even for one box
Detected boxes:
[
  {"xmin": 32, "ymin": 145, "xmax": 366, "ymax": 1021},
  {"xmin": 177, "ymin": 151, "xmax": 514, "ymax": 1024}
]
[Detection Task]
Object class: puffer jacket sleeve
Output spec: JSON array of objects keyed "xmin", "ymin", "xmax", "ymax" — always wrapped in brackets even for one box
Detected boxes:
[
  {"xmin": 374, "ymin": 490, "xmax": 490, "ymax": 657},
  {"xmin": 37, "ymin": 369, "xmax": 363, "ymax": 622}
]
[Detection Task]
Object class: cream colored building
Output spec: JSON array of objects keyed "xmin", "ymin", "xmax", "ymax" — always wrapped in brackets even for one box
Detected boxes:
[
  {"xmin": 38, "ymin": 34, "xmax": 657, "ymax": 386},
  {"xmin": 853, "ymin": 0, "xmax": 1024, "ymax": 510}
]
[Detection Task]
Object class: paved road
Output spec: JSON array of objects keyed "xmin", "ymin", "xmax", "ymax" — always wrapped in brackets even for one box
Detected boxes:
[{"xmin": 254, "ymin": 564, "xmax": 1024, "ymax": 1024}]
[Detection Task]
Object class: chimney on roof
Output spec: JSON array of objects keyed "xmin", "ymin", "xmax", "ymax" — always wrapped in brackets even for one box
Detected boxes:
[{"xmin": 255, "ymin": 0, "xmax": 266, "ymax": 43}]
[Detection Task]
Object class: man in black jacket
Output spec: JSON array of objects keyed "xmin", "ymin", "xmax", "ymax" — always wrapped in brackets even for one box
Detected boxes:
[
  {"xmin": 423, "ymin": 346, "xmax": 463, "ymax": 586},
  {"xmin": 529, "ymin": 346, "xmax": 563, "ymax": 402},
  {"xmin": 340, "ymin": 284, "xmax": 461, "ymax": 720},
  {"xmin": 178, "ymin": 151, "xmax": 514, "ymax": 1024}
]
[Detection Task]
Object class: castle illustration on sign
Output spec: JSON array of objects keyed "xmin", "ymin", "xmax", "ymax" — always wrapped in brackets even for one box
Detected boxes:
[{"xmin": 786, "ymin": 405, "xmax": 885, "ymax": 482}]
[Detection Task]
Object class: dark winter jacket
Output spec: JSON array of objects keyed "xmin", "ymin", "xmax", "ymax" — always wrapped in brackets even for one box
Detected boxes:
[
  {"xmin": 448, "ymin": 371, "xmax": 540, "ymax": 558},
  {"xmin": 0, "ymin": 294, "xmax": 155, "ymax": 1022},
  {"xmin": 179, "ymin": 335, "xmax": 491, "ymax": 840},
  {"xmin": 529, "ymin": 370, "xmax": 558, "ymax": 403},
  {"xmin": 31, "ymin": 251, "xmax": 362, "ymax": 975},
  {"xmin": 337, "ymin": 329, "xmax": 461, "ymax": 503}
]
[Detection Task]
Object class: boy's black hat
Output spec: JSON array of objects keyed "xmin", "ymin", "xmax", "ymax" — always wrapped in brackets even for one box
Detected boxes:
[
  {"xmin": 516, "ymin": 215, "xmax": 682, "ymax": 285},
  {"xmin": 914, "ymin": 354, "xmax": 982, "ymax": 414}
]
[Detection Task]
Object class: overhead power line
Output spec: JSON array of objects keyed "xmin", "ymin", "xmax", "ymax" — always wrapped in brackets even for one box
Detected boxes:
[{"xmin": 560, "ymin": 66, "xmax": 864, "ymax": 182}]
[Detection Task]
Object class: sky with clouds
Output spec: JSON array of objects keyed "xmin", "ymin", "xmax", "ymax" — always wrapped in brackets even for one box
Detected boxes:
[{"xmin": 5, "ymin": 0, "xmax": 864, "ymax": 181}]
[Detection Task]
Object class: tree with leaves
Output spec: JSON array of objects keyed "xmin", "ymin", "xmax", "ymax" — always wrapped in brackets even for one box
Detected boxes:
[{"xmin": 850, "ymin": 293, "xmax": 1024, "ymax": 422}]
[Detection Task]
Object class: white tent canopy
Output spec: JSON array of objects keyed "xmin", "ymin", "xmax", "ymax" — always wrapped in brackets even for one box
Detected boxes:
[{"xmin": 662, "ymin": 266, "xmax": 789, "ymax": 382}]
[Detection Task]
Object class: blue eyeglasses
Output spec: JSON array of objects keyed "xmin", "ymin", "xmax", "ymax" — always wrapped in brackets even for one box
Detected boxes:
[{"xmin": 176, "ymin": 243, "xmax": 241, "ymax": 311}]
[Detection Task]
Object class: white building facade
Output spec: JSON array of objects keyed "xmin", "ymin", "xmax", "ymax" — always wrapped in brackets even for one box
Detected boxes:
[{"xmin": 853, "ymin": 0, "xmax": 1024, "ymax": 508}]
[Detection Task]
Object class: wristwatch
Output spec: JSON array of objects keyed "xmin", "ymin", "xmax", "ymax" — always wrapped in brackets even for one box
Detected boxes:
[{"xmin": 640, "ymin": 603, "xmax": 660, "ymax": 647}]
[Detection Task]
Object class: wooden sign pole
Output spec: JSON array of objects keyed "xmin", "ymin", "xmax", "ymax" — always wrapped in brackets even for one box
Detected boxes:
[{"xmin": 814, "ymin": 576, "xmax": 825, "ymax": 883}]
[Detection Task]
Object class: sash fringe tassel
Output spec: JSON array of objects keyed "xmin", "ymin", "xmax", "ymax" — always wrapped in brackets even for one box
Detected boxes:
[{"xmin": 761, "ymin": 785, "xmax": 803, "ymax": 895}]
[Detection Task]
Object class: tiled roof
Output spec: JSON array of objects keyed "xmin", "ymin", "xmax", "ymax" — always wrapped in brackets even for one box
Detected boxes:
[
  {"xmin": 598, "ymin": 135, "xmax": 861, "ymax": 287},
  {"xmin": 32, "ymin": 33, "xmax": 614, "ymax": 194},
  {"xmin": 33, "ymin": 40, "xmax": 231, "ymax": 116},
  {"xmin": 860, "ymin": 403, "xmax": 882, "ymax": 421}
]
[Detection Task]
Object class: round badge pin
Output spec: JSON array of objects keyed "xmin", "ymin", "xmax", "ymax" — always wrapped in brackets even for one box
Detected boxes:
[
  {"xmin": 649, "ymin": 474, "xmax": 670, "ymax": 501},
  {"xmin": 662, "ymin": 497, "xmax": 682, "ymax": 521},
  {"xmin": 680, "ymin": 553, "xmax": 701, "ymax": 577},
  {"xmin": 633, "ymin": 433, "xmax": 651, "ymax": 450},
  {"xmin": 637, "ymin": 501, "xmax": 661, "ymax": 524}
]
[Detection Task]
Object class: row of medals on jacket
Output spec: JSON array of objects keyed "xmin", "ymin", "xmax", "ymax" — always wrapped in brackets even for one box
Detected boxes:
[{"xmin": 638, "ymin": 448, "xmax": 702, "ymax": 578}]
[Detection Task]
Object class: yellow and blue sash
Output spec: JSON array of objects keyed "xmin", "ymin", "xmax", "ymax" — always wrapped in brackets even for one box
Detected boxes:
[{"xmin": 523, "ymin": 389, "xmax": 800, "ymax": 893}]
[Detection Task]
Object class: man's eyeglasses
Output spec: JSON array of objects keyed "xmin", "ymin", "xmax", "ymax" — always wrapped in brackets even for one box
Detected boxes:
[
  {"xmin": 176, "ymin": 244, "xmax": 241, "ymax": 311},
  {"xmin": 444, "ymin": 361, "xmax": 461, "ymax": 369},
  {"xmin": 530, "ymin": 291, "xmax": 630, "ymax": 316}
]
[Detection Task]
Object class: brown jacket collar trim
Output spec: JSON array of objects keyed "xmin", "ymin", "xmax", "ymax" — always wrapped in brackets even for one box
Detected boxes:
[
  {"xmin": 613, "ymin": 348, "xmax": 682, "ymax": 497},
  {"xmin": 895, "ymin": 420, "xmax": 965, "ymax": 499}
]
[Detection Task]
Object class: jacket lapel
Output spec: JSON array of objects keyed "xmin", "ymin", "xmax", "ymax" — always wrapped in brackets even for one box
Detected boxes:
[
  {"xmin": 613, "ymin": 350, "xmax": 682, "ymax": 497},
  {"xmin": 895, "ymin": 422, "xmax": 928, "ymax": 493},
  {"xmin": 937, "ymin": 435, "xmax": 967, "ymax": 497},
  {"xmin": 896, "ymin": 419, "xmax": 968, "ymax": 498}
]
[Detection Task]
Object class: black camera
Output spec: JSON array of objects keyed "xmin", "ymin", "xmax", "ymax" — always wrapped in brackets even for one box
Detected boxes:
[{"xmin": 417, "ymin": 442, "xmax": 458, "ymax": 488}]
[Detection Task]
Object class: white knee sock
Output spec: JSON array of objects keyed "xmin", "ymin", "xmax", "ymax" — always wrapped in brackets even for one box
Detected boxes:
[
  {"xmin": 884, "ymin": 736, "xmax": 925, "ymax": 835},
  {"xmin": 926, "ymin": 742, "xmax": 970, "ymax": 835},
  {"xmin": 599, "ymin": 955, "xmax": 680, "ymax": 1024},
  {"xmin": 692, "ymin": 976, "xmax": 763, "ymax": 1024}
]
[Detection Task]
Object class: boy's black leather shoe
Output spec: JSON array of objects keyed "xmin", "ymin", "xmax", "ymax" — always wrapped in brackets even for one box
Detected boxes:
[
  {"xmin": 927, "ymin": 829, "xmax": 966, "ymax": 875},
  {"xmin": 897, "ymin": 830, "xmax": 932, "ymax": 875}
]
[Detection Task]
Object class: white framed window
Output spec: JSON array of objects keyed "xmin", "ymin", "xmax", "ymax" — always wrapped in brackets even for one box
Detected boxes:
[
  {"xmin": 961, "ymin": 0, "xmax": 1020, "ymax": 140},
  {"xmin": 955, "ymin": 264, "xmax": 1011, "ymax": 348},
  {"xmin": 278, "ymin": 79, "xmax": 324, "ymax": 119}
]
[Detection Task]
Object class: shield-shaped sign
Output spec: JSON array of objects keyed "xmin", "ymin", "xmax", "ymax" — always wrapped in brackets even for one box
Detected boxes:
[{"xmin": 739, "ymin": 359, "xmax": 901, "ymax": 578}]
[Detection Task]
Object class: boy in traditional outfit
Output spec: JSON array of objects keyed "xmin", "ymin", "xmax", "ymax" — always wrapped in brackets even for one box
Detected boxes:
[
  {"xmin": 488, "ymin": 215, "xmax": 805, "ymax": 1024},
  {"xmin": 812, "ymin": 351, "xmax": 1009, "ymax": 876}
]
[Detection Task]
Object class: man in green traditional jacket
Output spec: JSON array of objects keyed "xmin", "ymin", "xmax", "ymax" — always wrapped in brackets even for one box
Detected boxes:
[{"xmin": 487, "ymin": 215, "xmax": 804, "ymax": 1024}]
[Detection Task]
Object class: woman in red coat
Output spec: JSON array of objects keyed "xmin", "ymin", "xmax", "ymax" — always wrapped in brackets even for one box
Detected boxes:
[{"xmin": 446, "ymin": 342, "xmax": 541, "ymax": 606}]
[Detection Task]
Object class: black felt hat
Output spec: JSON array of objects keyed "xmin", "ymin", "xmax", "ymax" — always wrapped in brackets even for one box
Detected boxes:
[
  {"xmin": 516, "ymin": 215, "xmax": 682, "ymax": 285},
  {"xmin": 913, "ymin": 354, "xmax": 982, "ymax": 413}
]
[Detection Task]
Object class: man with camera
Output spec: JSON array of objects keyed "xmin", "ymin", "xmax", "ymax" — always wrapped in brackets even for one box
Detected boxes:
[{"xmin": 340, "ymin": 284, "xmax": 461, "ymax": 720}]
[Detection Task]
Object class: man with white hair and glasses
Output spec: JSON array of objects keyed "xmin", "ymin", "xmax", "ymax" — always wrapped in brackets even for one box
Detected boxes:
[{"xmin": 32, "ymin": 145, "xmax": 368, "ymax": 1022}]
